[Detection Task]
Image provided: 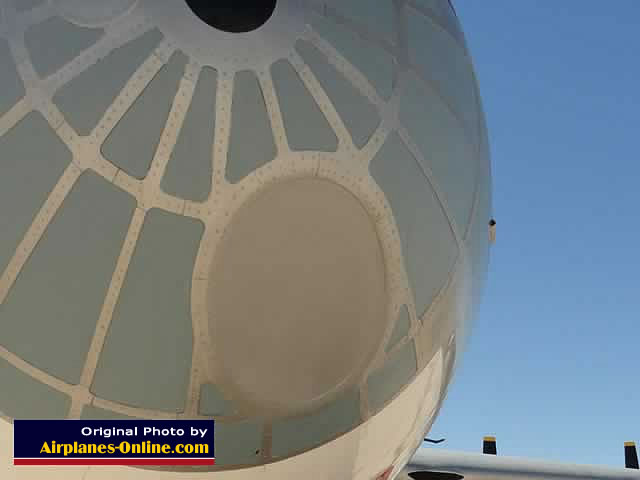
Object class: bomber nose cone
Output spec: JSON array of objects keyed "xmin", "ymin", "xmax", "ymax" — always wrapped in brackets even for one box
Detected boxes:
[{"xmin": 0, "ymin": 0, "xmax": 490, "ymax": 472}]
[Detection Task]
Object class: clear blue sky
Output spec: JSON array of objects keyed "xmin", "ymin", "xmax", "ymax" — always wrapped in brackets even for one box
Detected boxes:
[{"xmin": 425, "ymin": 0, "xmax": 640, "ymax": 468}]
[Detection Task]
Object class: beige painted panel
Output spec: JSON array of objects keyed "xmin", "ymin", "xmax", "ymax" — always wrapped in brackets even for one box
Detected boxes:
[{"xmin": 209, "ymin": 179, "xmax": 387, "ymax": 416}]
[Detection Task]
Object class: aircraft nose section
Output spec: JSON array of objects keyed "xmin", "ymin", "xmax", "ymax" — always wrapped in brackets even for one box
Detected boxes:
[{"xmin": 207, "ymin": 178, "xmax": 388, "ymax": 415}]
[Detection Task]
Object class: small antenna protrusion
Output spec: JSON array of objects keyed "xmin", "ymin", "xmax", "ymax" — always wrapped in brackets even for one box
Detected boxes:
[
  {"xmin": 424, "ymin": 438, "xmax": 446, "ymax": 444},
  {"xmin": 625, "ymin": 442, "xmax": 639, "ymax": 469},
  {"xmin": 483, "ymin": 436, "xmax": 497, "ymax": 455},
  {"xmin": 489, "ymin": 219, "xmax": 497, "ymax": 244}
]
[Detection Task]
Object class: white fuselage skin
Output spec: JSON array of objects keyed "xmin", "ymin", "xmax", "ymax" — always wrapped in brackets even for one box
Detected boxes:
[
  {"xmin": 1, "ymin": 288, "xmax": 462, "ymax": 479},
  {"xmin": 2, "ymin": 242, "xmax": 480, "ymax": 479}
]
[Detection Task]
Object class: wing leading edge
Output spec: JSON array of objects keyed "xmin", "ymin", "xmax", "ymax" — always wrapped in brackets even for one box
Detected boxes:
[{"xmin": 402, "ymin": 447, "xmax": 640, "ymax": 480}]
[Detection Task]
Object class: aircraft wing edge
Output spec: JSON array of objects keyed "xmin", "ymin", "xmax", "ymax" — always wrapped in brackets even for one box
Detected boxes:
[{"xmin": 402, "ymin": 448, "xmax": 640, "ymax": 480}]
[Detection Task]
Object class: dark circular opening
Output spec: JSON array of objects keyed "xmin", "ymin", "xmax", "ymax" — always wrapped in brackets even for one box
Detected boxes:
[{"xmin": 184, "ymin": 0, "xmax": 278, "ymax": 33}]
